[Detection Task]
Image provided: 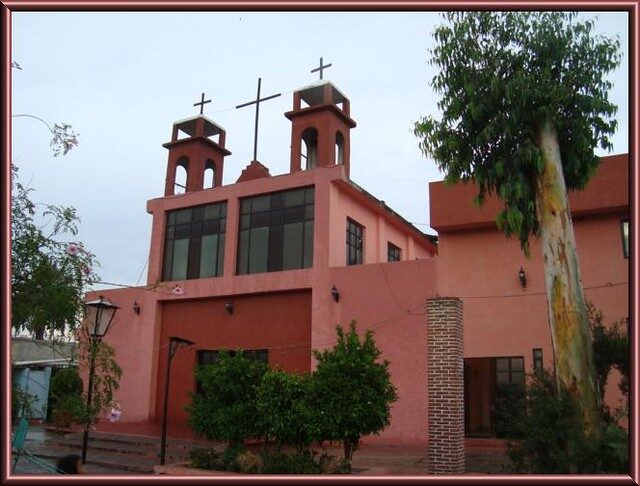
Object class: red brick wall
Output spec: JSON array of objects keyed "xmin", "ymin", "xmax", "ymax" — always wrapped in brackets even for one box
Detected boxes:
[{"xmin": 427, "ymin": 297, "xmax": 465, "ymax": 474}]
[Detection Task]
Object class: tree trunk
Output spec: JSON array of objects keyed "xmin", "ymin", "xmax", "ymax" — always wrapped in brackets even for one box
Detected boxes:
[{"xmin": 534, "ymin": 120, "xmax": 601, "ymax": 435}]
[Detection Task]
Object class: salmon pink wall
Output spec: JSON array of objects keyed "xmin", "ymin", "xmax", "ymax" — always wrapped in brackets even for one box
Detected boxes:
[
  {"xmin": 155, "ymin": 291, "xmax": 312, "ymax": 423},
  {"xmin": 310, "ymin": 258, "xmax": 439, "ymax": 445}
]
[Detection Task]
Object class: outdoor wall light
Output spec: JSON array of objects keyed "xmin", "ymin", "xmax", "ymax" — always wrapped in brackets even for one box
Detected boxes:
[
  {"xmin": 331, "ymin": 285, "xmax": 340, "ymax": 302},
  {"xmin": 518, "ymin": 267, "xmax": 527, "ymax": 288},
  {"xmin": 225, "ymin": 300, "xmax": 234, "ymax": 314},
  {"xmin": 133, "ymin": 301, "xmax": 141, "ymax": 315}
]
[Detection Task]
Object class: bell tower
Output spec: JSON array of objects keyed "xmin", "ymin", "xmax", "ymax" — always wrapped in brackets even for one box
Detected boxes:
[
  {"xmin": 285, "ymin": 80, "xmax": 356, "ymax": 177},
  {"xmin": 162, "ymin": 115, "xmax": 232, "ymax": 196}
]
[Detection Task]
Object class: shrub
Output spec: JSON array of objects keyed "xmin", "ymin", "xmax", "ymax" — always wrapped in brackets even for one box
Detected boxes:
[
  {"xmin": 12, "ymin": 383, "xmax": 36, "ymax": 421},
  {"xmin": 186, "ymin": 350, "xmax": 268, "ymax": 444},
  {"xmin": 494, "ymin": 382, "xmax": 526, "ymax": 439},
  {"xmin": 256, "ymin": 369, "xmax": 316, "ymax": 451},
  {"xmin": 508, "ymin": 371, "xmax": 629, "ymax": 474},
  {"xmin": 312, "ymin": 320, "xmax": 398, "ymax": 461},
  {"xmin": 237, "ymin": 450, "xmax": 263, "ymax": 474},
  {"xmin": 51, "ymin": 394, "xmax": 86, "ymax": 429},
  {"xmin": 261, "ymin": 450, "xmax": 322, "ymax": 474},
  {"xmin": 188, "ymin": 448, "xmax": 222, "ymax": 470},
  {"xmin": 48, "ymin": 366, "xmax": 83, "ymax": 422}
]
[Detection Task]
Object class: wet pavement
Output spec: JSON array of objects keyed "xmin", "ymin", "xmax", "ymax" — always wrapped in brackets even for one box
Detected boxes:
[{"xmin": 10, "ymin": 422, "xmax": 512, "ymax": 477}]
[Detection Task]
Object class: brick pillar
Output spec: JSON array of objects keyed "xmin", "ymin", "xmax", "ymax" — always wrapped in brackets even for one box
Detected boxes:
[{"xmin": 427, "ymin": 297, "xmax": 464, "ymax": 474}]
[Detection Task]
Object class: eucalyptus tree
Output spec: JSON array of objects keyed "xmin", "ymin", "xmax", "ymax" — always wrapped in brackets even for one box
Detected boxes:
[{"xmin": 414, "ymin": 11, "xmax": 621, "ymax": 434}]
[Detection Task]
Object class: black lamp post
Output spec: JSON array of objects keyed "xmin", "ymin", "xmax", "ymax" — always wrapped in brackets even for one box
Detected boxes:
[
  {"xmin": 81, "ymin": 295, "xmax": 120, "ymax": 464},
  {"xmin": 160, "ymin": 336, "xmax": 194, "ymax": 466}
]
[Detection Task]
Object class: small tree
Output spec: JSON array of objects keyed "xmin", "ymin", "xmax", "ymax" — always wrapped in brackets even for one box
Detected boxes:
[
  {"xmin": 186, "ymin": 350, "xmax": 268, "ymax": 445},
  {"xmin": 312, "ymin": 321, "xmax": 397, "ymax": 462},
  {"xmin": 77, "ymin": 336, "xmax": 122, "ymax": 425},
  {"xmin": 256, "ymin": 369, "xmax": 316, "ymax": 452},
  {"xmin": 11, "ymin": 166, "xmax": 98, "ymax": 340},
  {"xmin": 48, "ymin": 366, "xmax": 84, "ymax": 426}
]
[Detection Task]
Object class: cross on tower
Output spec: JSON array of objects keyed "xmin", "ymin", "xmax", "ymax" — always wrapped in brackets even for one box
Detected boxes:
[
  {"xmin": 311, "ymin": 57, "xmax": 332, "ymax": 80},
  {"xmin": 235, "ymin": 78, "xmax": 281, "ymax": 162},
  {"xmin": 193, "ymin": 92, "xmax": 211, "ymax": 115}
]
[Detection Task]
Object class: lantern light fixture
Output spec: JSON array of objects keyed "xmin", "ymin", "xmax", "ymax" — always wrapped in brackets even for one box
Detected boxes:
[
  {"xmin": 331, "ymin": 285, "xmax": 340, "ymax": 302},
  {"xmin": 518, "ymin": 267, "xmax": 527, "ymax": 288}
]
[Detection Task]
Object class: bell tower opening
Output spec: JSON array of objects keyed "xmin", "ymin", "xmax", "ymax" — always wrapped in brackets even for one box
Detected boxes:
[
  {"xmin": 301, "ymin": 127, "xmax": 318, "ymax": 170},
  {"xmin": 285, "ymin": 80, "xmax": 356, "ymax": 177},
  {"xmin": 204, "ymin": 160, "xmax": 215, "ymax": 189},
  {"xmin": 335, "ymin": 131, "xmax": 344, "ymax": 165},
  {"xmin": 175, "ymin": 157, "xmax": 188, "ymax": 194}
]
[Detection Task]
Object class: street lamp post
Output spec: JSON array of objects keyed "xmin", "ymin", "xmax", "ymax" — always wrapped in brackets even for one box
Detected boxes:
[
  {"xmin": 81, "ymin": 295, "xmax": 119, "ymax": 465},
  {"xmin": 160, "ymin": 336, "xmax": 194, "ymax": 465}
]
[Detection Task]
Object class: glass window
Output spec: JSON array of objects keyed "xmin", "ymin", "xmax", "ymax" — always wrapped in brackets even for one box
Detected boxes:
[
  {"xmin": 533, "ymin": 348, "xmax": 543, "ymax": 374},
  {"xmin": 620, "ymin": 219, "xmax": 629, "ymax": 259},
  {"xmin": 163, "ymin": 201, "xmax": 227, "ymax": 281},
  {"xmin": 346, "ymin": 218, "xmax": 364, "ymax": 265},
  {"xmin": 495, "ymin": 357, "xmax": 525, "ymax": 385},
  {"xmin": 388, "ymin": 242, "xmax": 401, "ymax": 262},
  {"xmin": 237, "ymin": 187, "xmax": 314, "ymax": 274}
]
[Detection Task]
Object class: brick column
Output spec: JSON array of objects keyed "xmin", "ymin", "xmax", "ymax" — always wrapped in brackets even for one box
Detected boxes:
[{"xmin": 427, "ymin": 297, "xmax": 464, "ymax": 474}]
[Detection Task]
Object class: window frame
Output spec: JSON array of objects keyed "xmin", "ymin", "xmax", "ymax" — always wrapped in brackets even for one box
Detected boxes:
[
  {"xmin": 346, "ymin": 218, "xmax": 364, "ymax": 266},
  {"xmin": 387, "ymin": 242, "xmax": 401, "ymax": 262},
  {"xmin": 236, "ymin": 186, "xmax": 314, "ymax": 275},
  {"xmin": 495, "ymin": 356, "xmax": 525, "ymax": 386},
  {"xmin": 533, "ymin": 348, "xmax": 543, "ymax": 375},
  {"xmin": 162, "ymin": 201, "xmax": 227, "ymax": 281}
]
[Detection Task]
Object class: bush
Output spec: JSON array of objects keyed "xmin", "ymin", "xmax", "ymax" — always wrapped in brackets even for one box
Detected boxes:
[
  {"xmin": 186, "ymin": 350, "xmax": 268, "ymax": 444},
  {"xmin": 312, "ymin": 320, "xmax": 398, "ymax": 461},
  {"xmin": 494, "ymin": 382, "xmax": 526, "ymax": 439},
  {"xmin": 256, "ymin": 369, "xmax": 316, "ymax": 451},
  {"xmin": 237, "ymin": 450, "xmax": 263, "ymax": 474},
  {"xmin": 48, "ymin": 366, "xmax": 83, "ymax": 422},
  {"xmin": 12, "ymin": 383, "xmax": 36, "ymax": 421},
  {"xmin": 508, "ymin": 371, "xmax": 629, "ymax": 474},
  {"xmin": 51, "ymin": 394, "xmax": 86, "ymax": 429},
  {"xmin": 188, "ymin": 448, "xmax": 222, "ymax": 470}
]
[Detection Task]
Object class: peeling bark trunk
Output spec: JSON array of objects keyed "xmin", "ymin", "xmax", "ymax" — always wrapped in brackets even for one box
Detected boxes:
[{"xmin": 534, "ymin": 120, "xmax": 601, "ymax": 435}]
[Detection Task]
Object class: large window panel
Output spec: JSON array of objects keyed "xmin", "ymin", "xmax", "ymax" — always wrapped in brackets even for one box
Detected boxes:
[
  {"xmin": 163, "ymin": 201, "xmax": 227, "ymax": 281},
  {"xmin": 237, "ymin": 186, "xmax": 314, "ymax": 274}
]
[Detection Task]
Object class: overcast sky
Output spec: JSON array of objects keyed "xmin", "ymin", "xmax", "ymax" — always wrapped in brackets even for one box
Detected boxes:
[{"xmin": 11, "ymin": 11, "xmax": 629, "ymax": 290}]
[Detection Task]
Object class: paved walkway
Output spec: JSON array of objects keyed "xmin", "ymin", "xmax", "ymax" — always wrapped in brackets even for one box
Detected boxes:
[{"xmin": 10, "ymin": 421, "xmax": 512, "ymax": 476}]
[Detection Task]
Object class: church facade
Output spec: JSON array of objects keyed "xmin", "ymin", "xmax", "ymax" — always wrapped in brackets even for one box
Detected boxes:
[{"xmin": 87, "ymin": 78, "xmax": 629, "ymax": 452}]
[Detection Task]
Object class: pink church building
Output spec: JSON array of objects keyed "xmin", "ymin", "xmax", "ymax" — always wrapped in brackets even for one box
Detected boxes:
[{"xmin": 88, "ymin": 78, "xmax": 629, "ymax": 472}]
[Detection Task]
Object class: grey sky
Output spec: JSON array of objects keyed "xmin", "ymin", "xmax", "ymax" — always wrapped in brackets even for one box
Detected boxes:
[{"xmin": 11, "ymin": 11, "xmax": 629, "ymax": 290}]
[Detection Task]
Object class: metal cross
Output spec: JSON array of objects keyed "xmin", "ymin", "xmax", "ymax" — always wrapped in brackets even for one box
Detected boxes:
[
  {"xmin": 193, "ymin": 92, "xmax": 211, "ymax": 115},
  {"xmin": 311, "ymin": 57, "xmax": 332, "ymax": 80},
  {"xmin": 235, "ymin": 78, "xmax": 281, "ymax": 162}
]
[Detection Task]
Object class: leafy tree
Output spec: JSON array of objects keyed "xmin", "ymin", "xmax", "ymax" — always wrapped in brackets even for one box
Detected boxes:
[
  {"xmin": 414, "ymin": 12, "xmax": 621, "ymax": 434},
  {"xmin": 312, "ymin": 320, "xmax": 397, "ymax": 461},
  {"xmin": 256, "ymin": 369, "xmax": 317, "ymax": 452},
  {"xmin": 11, "ymin": 166, "xmax": 98, "ymax": 339},
  {"xmin": 77, "ymin": 335, "xmax": 122, "ymax": 425},
  {"xmin": 186, "ymin": 350, "xmax": 268, "ymax": 445}
]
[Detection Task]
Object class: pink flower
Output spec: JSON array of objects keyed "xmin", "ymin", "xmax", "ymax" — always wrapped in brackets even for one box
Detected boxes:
[
  {"xmin": 66, "ymin": 244, "xmax": 79, "ymax": 256},
  {"xmin": 172, "ymin": 285, "xmax": 184, "ymax": 296},
  {"xmin": 82, "ymin": 266, "xmax": 92, "ymax": 277}
]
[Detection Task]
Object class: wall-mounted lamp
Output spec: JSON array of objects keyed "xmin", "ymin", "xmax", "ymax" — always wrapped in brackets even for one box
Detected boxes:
[
  {"xmin": 225, "ymin": 300, "xmax": 234, "ymax": 315},
  {"xmin": 331, "ymin": 285, "xmax": 340, "ymax": 302},
  {"xmin": 133, "ymin": 301, "xmax": 141, "ymax": 315},
  {"xmin": 518, "ymin": 267, "xmax": 527, "ymax": 288}
]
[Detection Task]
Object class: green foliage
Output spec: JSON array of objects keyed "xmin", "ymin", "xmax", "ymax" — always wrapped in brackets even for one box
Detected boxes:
[
  {"xmin": 312, "ymin": 320, "xmax": 398, "ymax": 461},
  {"xmin": 77, "ymin": 338, "xmax": 122, "ymax": 424},
  {"xmin": 494, "ymin": 383, "xmax": 526, "ymax": 439},
  {"xmin": 256, "ymin": 369, "xmax": 317, "ymax": 451},
  {"xmin": 188, "ymin": 448, "xmax": 223, "ymax": 470},
  {"xmin": 186, "ymin": 350, "xmax": 268, "ymax": 444},
  {"xmin": 51, "ymin": 394, "xmax": 86, "ymax": 429},
  {"xmin": 508, "ymin": 371, "xmax": 628, "ymax": 473},
  {"xmin": 587, "ymin": 302, "xmax": 629, "ymax": 399},
  {"xmin": 12, "ymin": 383, "xmax": 37, "ymax": 420},
  {"xmin": 414, "ymin": 12, "xmax": 621, "ymax": 253},
  {"xmin": 48, "ymin": 366, "xmax": 83, "ymax": 422},
  {"xmin": 11, "ymin": 165, "xmax": 98, "ymax": 339}
]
